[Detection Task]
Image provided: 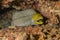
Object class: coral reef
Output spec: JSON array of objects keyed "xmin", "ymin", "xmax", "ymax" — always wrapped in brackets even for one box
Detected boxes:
[
  {"xmin": 0, "ymin": 25, "xmax": 60, "ymax": 40},
  {"xmin": 0, "ymin": 0, "xmax": 60, "ymax": 40}
]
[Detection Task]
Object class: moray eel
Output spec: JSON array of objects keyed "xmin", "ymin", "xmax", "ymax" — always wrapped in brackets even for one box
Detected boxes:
[{"xmin": 32, "ymin": 13, "xmax": 43, "ymax": 25}]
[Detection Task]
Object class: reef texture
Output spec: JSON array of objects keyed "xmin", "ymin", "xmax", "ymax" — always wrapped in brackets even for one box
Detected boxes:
[{"xmin": 0, "ymin": 25, "xmax": 60, "ymax": 40}]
